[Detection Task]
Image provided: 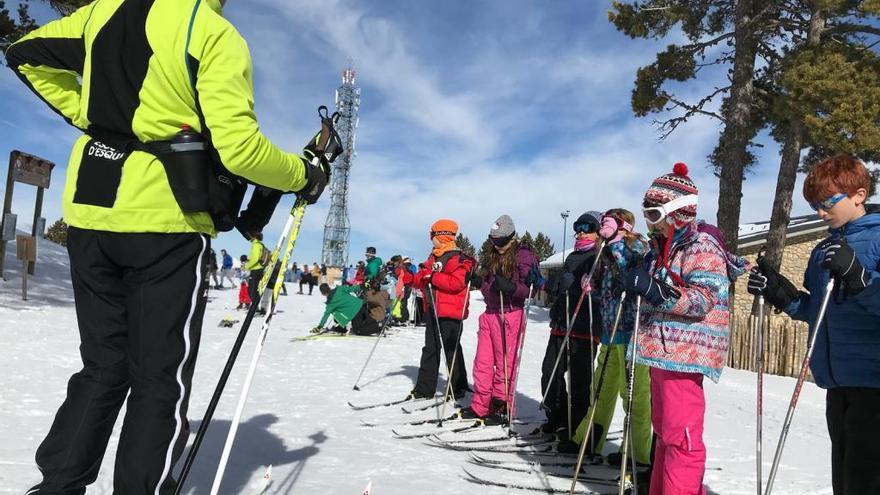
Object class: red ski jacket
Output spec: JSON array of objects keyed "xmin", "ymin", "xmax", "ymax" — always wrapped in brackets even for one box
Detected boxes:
[{"xmin": 413, "ymin": 250, "xmax": 475, "ymax": 320}]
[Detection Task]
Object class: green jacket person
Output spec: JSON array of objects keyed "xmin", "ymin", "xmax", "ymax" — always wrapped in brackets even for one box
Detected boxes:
[
  {"xmin": 5, "ymin": 0, "xmax": 328, "ymax": 492},
  {"xmin": 314, "ymin": 284, "xmax": 381, "ymax": 336}
]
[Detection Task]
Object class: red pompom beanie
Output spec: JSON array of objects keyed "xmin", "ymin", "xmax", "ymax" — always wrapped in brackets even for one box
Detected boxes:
[{"xmin": 644, "ymin": 162, "xmax": 699, "ymax": 225}]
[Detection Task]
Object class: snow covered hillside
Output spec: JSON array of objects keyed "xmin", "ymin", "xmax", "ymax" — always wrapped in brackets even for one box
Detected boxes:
[{"xmin": 0, "ymin": 242, "xmax": 832, "ymax": 494}]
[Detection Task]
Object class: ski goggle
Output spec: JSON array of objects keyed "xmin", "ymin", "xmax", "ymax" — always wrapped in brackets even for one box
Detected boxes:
[
  {"xmin": 642, "ymin": 194, "xmax": 698, "ymax": 226},
  {"xmin": 573, "ymin": 222, "xmax": 598, "ymax": 234},
  {"xmin": 490, "ymin": 232, "xmax": 515, "ymax": 247},
  {"xmin": 809, "ymin": 193, "xmax": 846, "ymax": 212}
]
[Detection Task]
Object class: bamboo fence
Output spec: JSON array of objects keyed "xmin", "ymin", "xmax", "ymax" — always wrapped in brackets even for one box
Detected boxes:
[{"xmin": 727, "ymin": 312, "xmax": 812, "ymax": 380}]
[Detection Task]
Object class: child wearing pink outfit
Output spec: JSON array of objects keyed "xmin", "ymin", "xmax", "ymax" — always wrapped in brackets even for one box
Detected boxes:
[
  {"xmin": 619, "ymin": 164, "xmax": 746, "ymax": 494},
  {"xmin": 460, "ymin": 215, "xmax": 538, "ymax": 423}
]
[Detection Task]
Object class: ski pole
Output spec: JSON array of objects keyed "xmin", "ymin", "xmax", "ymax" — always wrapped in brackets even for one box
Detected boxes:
[
  {"xmin": 540, "ymin": 240, "xmax": 606, "ymax": 410},
  {"xmin": 427, "ymin": 283, "xmax": 457, "ymax": 426},
  {"xmin": 587, "ymin": 293, "xmax": 596, "ymax": 406},
  {"xmin": 352, "ymin": 304, "xmax": 398, "ymax": 391},
  {"xmin": 210, "ymin": 201, "xmax": 307, "ymax": 494},
  {"xmin": 569, "ymin": 291, "xmax": 627, "ymax": 494},
  {"xmin": 437, "ymin": 279, "xmax": 473, "ymax": 424},
  {"xmin": 508, "ymin": 284, "xmax": 534, "ymax": 430},
  {"xmin": 756, "ymin": 294, "xmax": 765, "ymax": 495},
  {"xmin": 618, "ymin": 294, "xmax": 642, "ymax": 495},
  {"xmin": 174, "ymin": 200, "xmax": 304, "ymax": 495},
  {"xmin": 499, "ymin": 291, "xmax": 511, "ymax": 428},
  {"xmin": 764, "ymin": 277, "xmax": 835, "ymax": 495},
  {"xmin": 565, "ymin": 292, "xmax": 573, "ymax": 436}
]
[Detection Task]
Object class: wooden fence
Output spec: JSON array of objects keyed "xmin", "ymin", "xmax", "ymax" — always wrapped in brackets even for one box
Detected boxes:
[{"xmin": 727, "ymin": 313, "xmax": 812, "ymax": 380}]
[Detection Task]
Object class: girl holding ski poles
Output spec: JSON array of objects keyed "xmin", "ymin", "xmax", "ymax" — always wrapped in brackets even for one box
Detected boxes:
[
  {"xmin": 748, "ymin": 155, "xmax": 880, "ymax": 495},
  {"xmin": 564, "ymin": 209, "xmax": 652, "ymax": 469},
  {"xmin": 460, "ymin": 215, "xmax": 538, "ymax": 424},
  {"xmin": 408, "ymin": 219, "xmax": 477, "ymax": 401},
  {"xmin": 539, "ymin": 211, "xmax": 604, "ymax": 438},
  {"xmin": 619, "ymin": 163, "xmax": 745, "ymax": 494}
]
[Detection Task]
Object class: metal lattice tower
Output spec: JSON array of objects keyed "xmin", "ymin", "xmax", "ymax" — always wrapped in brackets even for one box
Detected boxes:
[{"xmin": 321, "ymin": 67, "xmax": 360, "ymax": 268}]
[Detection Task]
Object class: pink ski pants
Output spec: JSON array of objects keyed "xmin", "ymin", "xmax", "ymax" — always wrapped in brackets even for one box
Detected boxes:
[
  {"xmin": 650, "ymin": 368, "xmax": 708, "ymax": 495},
  {"xmin": 471, "ymin": 309, "xmax": 524, "ymax": 417}
]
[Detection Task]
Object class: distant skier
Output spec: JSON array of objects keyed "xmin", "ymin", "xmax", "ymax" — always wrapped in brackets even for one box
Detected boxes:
[
  {"xmin": 459, "ymin": 215, "xmax": 537, "ymax": 424},
  {"xmin": 244, "ymin": 233, "xmax": 270, "ymax": 316},
  {"xmin": 313, "ymin": 283, "xmax": 380, "ymax": 336},
  {"xmin": 408, "ymin": 219, "xmax": 476, "ymax": 400},
  {"xmin": 219, "ymin": 248, "xmax": 236, "ymax": 288},
  {"xmin": 364, "ymin": 247, "xmax": 383, "ymax": 283},
  {"xmin": 208, "ymin": 248, "xmax": 221, "ymax": 289}
]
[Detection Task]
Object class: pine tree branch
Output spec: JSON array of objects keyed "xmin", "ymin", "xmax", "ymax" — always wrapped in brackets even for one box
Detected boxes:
[
  {"xmin": 655, "ymin": 86, "xmax": 729, "ymax": 139},
  {"xmin": 823, "ymin": 23, "xmax": 880, "ymax": 38}
]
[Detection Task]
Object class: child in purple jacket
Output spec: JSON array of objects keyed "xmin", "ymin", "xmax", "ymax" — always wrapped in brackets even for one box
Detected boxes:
[{"xmin": 460, "ymin": 215, "xmax": 538, "ymax": 423}]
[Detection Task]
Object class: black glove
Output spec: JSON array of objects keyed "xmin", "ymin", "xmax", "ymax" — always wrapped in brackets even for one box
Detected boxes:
[
  {"xmin": 621, "ymin": 267, "xmax": 680, "ymax": 307},
  {"xmin": 235, "ymin": 186, "xmax": 283, "ymax": 240},
  {"xmin": 297, "ymin": 159, "xmax": 329, "ymax": 205},
  {"xmin": 492, "ymin": 274, "xmax": 516, "ymax": 297},
  {"xmin": 467, "ymin": 271, "xmax": 483, "ymax": 288},
  {"xmin": 747, "ymin": 258, "xmax": 801, "ymax": 310},
  {"xmin": 822, "ymin": 238, "xmax": 869, "ymax": 295},
  {"xmin": 559, "ymin": 272, "xmax": 575, "ymax": 292}
]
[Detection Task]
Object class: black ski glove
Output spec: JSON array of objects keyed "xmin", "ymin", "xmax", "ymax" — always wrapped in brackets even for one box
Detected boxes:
[
  {"xmin": 467, "ymin": 272, "xmax": 483, "ymax": 288},
  {"xmin": 492, "ymin": 274, "xmax": 516, "ymax": 297},
  {"xmin": 235, "ymin": 186, "xmax": 283, "ymax": 240},
  {"xmin": 298, "ymin": 106, "xmax": 343, "ymax": 205},
  {"xmin": 296, "ymin": 159, "xmax": 329, "ymax": 205},
  {"xmin": 620, "ymin": 267, "xmax": 680, "ymax": 307},
  {"xmin": 823, "ymin": 238, "xmax": 869, "ymax": 295},
  {"xmin": 559, "ymin": 272, "xmax": 575, "ymax": 292},
  {"xmin": 747, "ymin": 258, "xmax": 801, "ymax": 310}
]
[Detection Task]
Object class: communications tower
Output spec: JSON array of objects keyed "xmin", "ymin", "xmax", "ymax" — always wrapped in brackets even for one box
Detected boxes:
[{"xmin": 321, "ymin": 67, "xmax": 360, "ymax": 268}]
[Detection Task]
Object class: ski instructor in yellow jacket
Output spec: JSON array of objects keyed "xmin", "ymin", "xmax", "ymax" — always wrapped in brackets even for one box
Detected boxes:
[{"xmin": 6, "ymin": 0, "xmax": 332, "ymax": 492}]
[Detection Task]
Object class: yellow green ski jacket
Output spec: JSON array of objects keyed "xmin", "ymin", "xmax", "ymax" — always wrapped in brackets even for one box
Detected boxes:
[{"xmin": 6, "ymin": 0, "xmax": 308, "ymax": 235}]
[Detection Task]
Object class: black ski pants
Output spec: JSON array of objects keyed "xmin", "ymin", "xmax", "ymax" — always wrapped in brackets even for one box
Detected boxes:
[
  {"xmin": 540, "ymin": 334, "xmax": 595, "ymax": 432},
  {"xmin": 350, "ymin": 305, "xmax": 380, "ymax": 336},
  {"xmin": 413, "ymin": 296, "xmax": 424, "ymax": 325},
  {"xmin": 827, "ymin": 387, "xmax": 880, "ymax": 495},
  {"xmin": 414, "ymin": 316, "xmax": 468, "ymax": 397},
  {"xmin": 29, "ymin": 228, "xmax": 208, "ymax": 495},
  {"xmin": 248, "ymin": 268, "xmax": 264, "ymax": 307}
]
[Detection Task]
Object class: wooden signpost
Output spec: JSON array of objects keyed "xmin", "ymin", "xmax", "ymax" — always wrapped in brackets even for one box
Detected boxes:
[
  {"xmin": 0, "ymin": 151, "xmax": 54, "ymax": 283},
  {"xmin": 16, "ymin": 235, "xmax": 36, "ymax": 300}
]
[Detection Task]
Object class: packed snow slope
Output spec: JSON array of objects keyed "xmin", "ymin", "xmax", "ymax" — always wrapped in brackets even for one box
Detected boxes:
[{"xmin": 0, "ymin": 241, "xmax": 832, "ymax": 494}]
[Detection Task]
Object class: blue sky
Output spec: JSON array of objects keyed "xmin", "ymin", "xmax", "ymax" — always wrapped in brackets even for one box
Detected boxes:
[{"xmin": 0, "ymin": 0, "xmax": 816, "ymax": 266}]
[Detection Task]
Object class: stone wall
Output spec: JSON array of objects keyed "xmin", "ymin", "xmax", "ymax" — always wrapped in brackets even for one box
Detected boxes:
[{"xmin": 727, "ymin": 230, "xmax": 826, "ymax": 377}]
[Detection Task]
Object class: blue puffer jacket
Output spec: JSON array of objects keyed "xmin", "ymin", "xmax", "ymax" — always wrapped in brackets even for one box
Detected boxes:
[{"xmin": 785, "ymin": 211, "xmax": 880, "ymax": 389}]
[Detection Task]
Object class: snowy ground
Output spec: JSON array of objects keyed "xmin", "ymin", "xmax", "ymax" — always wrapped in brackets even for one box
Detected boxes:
[{"xmin": 0, "ymin": 240, "xmax": 833, "ymax": 494}]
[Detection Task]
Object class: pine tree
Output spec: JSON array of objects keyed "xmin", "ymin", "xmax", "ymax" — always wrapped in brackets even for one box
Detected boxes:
[
  {"xmin": 532, "ymin": 232, "xmax": 556, "ymax": 262},
  {"xmin": 1, "ymin": 1, "xmax": 90, "ymax": 57},
  {"xmin": 477, "ymin": 238, "xmax": 494, "ymax": 274},
  {"xmin": 759, "ymin": 2, "xmax": 880, "ymax": 269},
  {"xmin": 456, "ymin": 233, "xmax": 476, "ymax": 258},
  {"xmin": 610, "ymin": 0, "xmax": 781, "ymax": 250},
  {"xmin": 520, "ymin": 231, "xmax": 534, "ymax": 249},
  {"xmin": 45, "ymin": 218, "xmax": 68, "ymax": 247}
]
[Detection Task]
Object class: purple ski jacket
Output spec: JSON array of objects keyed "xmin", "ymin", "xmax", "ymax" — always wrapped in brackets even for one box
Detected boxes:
[{"xmin": 481, "ymin": 245, "xmax": 538, "ymax": 313}]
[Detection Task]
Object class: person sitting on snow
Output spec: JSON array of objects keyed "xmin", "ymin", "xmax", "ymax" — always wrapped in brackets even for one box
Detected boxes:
[{"xmin": 312, "ymin": 283, "xmax": 380, "ymax": 336}]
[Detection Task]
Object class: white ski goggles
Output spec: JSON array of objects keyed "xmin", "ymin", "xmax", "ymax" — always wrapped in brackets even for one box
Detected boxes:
[{"xmin": 643, "ymin": 194, "xmax": 698, "ymax": 226}]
